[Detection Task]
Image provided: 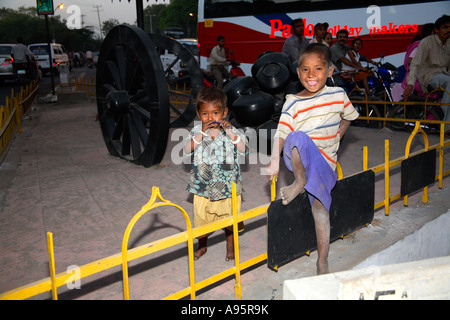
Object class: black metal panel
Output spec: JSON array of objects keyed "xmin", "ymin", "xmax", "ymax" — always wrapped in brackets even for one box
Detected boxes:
[{"xmin": 400, "ymin": 149, "xmax": 436, "ymax": 196}]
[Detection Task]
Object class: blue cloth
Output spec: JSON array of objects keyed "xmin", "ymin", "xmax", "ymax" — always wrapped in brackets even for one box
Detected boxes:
[{"xmin": 283, "ymin": 131, "xmax": 337, "ymax": 212}]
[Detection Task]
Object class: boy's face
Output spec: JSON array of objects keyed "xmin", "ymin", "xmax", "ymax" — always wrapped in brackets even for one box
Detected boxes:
[
  {"xmin": 297, "ymin": 53, "xmax": 333, "ymax": 97},
  {"xmin": 197, "ymin": 102, "xmax": 228, "ymax": 128},
  {"xmin": 324, "ymin": 33, "xmax": 332, "ymax": 45}
]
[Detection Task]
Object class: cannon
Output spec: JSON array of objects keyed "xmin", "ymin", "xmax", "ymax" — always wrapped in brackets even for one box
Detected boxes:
[
  {"xmin": 96, "ymin": 25, "xmax": 203, "ymax": 167},
  {"xmin": 96, "ymin": 25, "xmax": 301, "ymax": 167}
]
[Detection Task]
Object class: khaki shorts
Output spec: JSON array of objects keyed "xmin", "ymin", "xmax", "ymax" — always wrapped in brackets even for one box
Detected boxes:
[{"xmin": 193, "ymin": 195, "xmax": 244, "ymax": 232}]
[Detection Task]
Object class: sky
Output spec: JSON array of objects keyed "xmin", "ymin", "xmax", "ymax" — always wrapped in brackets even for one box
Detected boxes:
[{"xmin": 1, "ymin": 0, "xmax": 165, "ymax": 36}]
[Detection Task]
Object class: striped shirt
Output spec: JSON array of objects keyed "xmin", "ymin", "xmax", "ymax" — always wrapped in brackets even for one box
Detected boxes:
[{"xmin": 274, "ymin": 86, "xmax": 359, "ymax": 170}]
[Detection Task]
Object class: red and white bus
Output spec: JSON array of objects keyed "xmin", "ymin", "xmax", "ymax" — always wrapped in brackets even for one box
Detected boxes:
[{"xmin": 197, "ymin": 0, "xmax": 449, "ymax": 75}]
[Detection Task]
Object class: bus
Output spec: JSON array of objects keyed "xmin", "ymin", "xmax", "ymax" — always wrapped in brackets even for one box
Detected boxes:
[{"xmin": 197, "ymin": 0, "xmax": 449, "ymax": 75}]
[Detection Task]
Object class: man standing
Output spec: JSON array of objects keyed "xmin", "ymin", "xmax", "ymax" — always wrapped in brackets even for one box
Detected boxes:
[
  {"xmin": 209, "ymin": 35, "xmax": 230, "ymax": 89},
  {"xmin": 282, "ymin": 18, "xmax": 309, "ymax": 62},
  {"xmin": 403, "ymin": 15, "xmax": 450, "ymax": 132}
]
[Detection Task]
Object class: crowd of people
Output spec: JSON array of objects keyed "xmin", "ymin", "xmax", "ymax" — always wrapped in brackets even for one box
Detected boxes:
[
  {"xmin": 70, "ymin": 50, "xmax": 95, "ymax": 68},
  {"xmin": 282, "ymin": 15, "xmax": 450, "ymax": 131}
]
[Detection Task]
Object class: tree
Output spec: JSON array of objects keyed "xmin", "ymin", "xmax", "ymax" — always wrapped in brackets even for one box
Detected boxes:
[
  {"xmin": 0, "ymin": 7, "xmax": 101, "ymax": 51},
  {"xmin": 102, "ymin": 18, "xmax": 123, "ymax": 36},
  {"xmin": 144, "ymin": 4, "xmax": 168, "ymax": 34},
  {"xmin": 158, "ymin": 0, "xmax": 198, "ymax": 38}
]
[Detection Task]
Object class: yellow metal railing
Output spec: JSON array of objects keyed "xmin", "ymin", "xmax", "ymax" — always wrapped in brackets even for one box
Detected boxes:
[
  {"xmin": 0, "ymin": 120, "xmax": 448, "ymax": 300},
  {"xmin": 0, "ymin": 80, "xmax": 39, "ymax": 163}
]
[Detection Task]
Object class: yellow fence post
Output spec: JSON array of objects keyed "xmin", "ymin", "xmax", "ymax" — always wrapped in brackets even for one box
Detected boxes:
[
  {"xmin": 439, "ymin": 123, "xmax": 444, "ymax": 189},
  {"xmin": 231, "ymin": 182, "xmax": 242, "ymax": 300},
  {"xmin": 363, "ymin": 146, "xmax": 368, "ymax": 171},
  {"xmin": 404, "ymin": 121, "xmax": 430, "ymax": 206},
  {"xmin": 384, "ymin": 139, "xmax": 390, "ymax": 216},
  {"xmin": 121, "ymin": 186, "xmax": 196, "ymax": 300},
  {"xmin": 46, "ymin": 232, "xmax": 58, "ymax": 300}
]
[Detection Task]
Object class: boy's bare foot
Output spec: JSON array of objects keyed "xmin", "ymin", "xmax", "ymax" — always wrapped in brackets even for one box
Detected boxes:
[
  {"xmin": 280, "ymin": 181, "xmax": 305, "ymax": 205},
  {"xmin": 226, "ymin": 252, "xmax": 234, "ymax": 261},
  {"xmin": 226, "ymin": 241, "xmax": 234, "ymax": 260},
  {"xmin": 194, "ymin": 247, "xmax": 207, "ymax": 260}
]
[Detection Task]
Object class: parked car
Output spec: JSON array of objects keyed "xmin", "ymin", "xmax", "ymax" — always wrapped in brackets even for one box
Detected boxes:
[
  {"xmin": 159, "ymin": 38, "xmax": 199, "ymax": 84},
  {"xmin": 28, "ymin": 43, "xmax": 70, "ymax": 75},
  {"xmin": 0, "ymin": 44, "xmax": 16, "ymax": 83}
]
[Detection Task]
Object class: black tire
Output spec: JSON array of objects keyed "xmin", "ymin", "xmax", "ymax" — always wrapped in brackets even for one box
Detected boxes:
[{"xmin": 350, "ymin": 95, "xmax": 383, "ymax": 129}]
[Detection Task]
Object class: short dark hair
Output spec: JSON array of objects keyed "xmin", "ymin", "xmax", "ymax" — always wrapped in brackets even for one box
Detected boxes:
[
  {"xmin": 291, "ymin": 18, "xmax": 303, "ymax": 28},
  {"xmin": 217, "ymin": 35, "xmax": 225, "ymax": 42},
  {"xmin": 352, "ymin": 37, "xmax": 363, "ymax": 46},
  {"xmin": 298, "ymin": 43, "xmax": 332, "ymax": 67},
  {"xmin": 435, "ymin": 14, "xmax": 450, "ymax": 29},
  {"xmin": 336, "ymin": 29, "xmax": 349, "ymax": 37},
  {"xmin": 196, "ymin": 86, "xmax": 227, "ymax": 112}
]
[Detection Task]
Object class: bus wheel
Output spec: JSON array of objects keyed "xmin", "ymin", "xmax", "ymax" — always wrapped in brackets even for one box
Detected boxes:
[
  {"xmin": 148, "ymin": 34, "xmax": 203, "ymax": 128},
  {"xmin": 96, "ymin": 25, "xmax": 169, "ymax": 167}
]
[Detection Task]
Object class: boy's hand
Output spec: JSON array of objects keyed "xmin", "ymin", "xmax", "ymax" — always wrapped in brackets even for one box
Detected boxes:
[
  {"xmin": 202, "ymin": 120, "xmax": 219, "ymax": 132},
  {"xmin": 218, "ymin": 120, "xmax": 232, "ymax": 133},
  {"xmin": 264, "ymin": 160, "xmax": 279, "ymax": 182}
]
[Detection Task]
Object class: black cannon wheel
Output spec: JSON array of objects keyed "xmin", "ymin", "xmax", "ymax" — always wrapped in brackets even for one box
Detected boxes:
[
  {"xmin": 96, "ymin": 25, "xmax": 169, "ymax": 167},
  {"xmin": 148, "ymin": 34, "xmax": 203, "ymax": 128}
]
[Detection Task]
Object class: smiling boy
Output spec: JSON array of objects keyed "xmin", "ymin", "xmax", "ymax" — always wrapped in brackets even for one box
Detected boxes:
[{"xmin": 266, "ymin": 43, "xmax": 359, "ymax": 274}]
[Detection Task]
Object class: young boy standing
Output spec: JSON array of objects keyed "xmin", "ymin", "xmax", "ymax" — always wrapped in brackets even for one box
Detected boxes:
[
  {"xmin": 185, "ymin": 87, "xmax": 248, "ymax": 260},
  {"xmin": 266, "ymin": 43, "xmax": 359, "ymax": 274}
]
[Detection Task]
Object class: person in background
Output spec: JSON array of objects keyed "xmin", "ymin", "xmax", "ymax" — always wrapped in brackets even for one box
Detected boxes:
[
  {"xmin": 324, "ymin": 32, "xmax": 333, "ymax": 47},
  {"xmin": 282, "ymin": 18, "xmax": 310, "ymax": 62},
  {"xmin": 311, "ymin": 23, "xmax": 329, "ymax": 46},
  {"xmin": 341, "ymin": 37, "xmax": 378, "ymax": 95},
  {"xmin": 11, "ymin": 37, "xmax": 36, "ymax": 68},
  {"xmin": 391, "ymin": 23, "xmax": 435, "ymax": 102},
  {"xmin": 403, "ymin": 15, "xmax": 450, "ymax": 133},
  {"xmin": 209, "ymin": 35, "xmax": 230, "ymax": 89}
]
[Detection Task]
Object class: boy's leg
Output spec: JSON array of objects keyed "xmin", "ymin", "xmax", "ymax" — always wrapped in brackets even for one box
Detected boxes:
[
  {"xmin": 225, "ymin": 228, "xmax": 234, "ymax": 261},
  {"xmin": 280, "ymin": 146, "xmax": 306, "ymax": 205},
  {"xmin": 194, "ymin": 236, "xmax": 208, "ymax": 260},
  {"xmin": 311, "ymin": 198, "xmax": 330, "ymax": 275}
]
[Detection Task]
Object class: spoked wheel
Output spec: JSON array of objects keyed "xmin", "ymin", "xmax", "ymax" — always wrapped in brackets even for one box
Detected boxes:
[
  {"xmin": 350, "ymin": 95, "xmax": 383, "ymax": 129},
  {"xmin": 148, "ymin": 34, "xmax": 204, "ymax": 128},
  {"xmin": 96, "ymin": 25, "xmax": 169, "ymax": 167}
]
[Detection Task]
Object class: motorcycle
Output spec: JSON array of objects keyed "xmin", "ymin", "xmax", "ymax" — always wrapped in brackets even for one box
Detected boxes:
[
  {"xmin": 386, "ymin": 90, "xmax": 444, "ymax": 133},
  {"xmin": 14, "ymin": 58, "xmax": 41, "ymax": 86},
  {"xmin": 203, "ymin": 50, "xmax": 245, "ymax": 87},
  {"xmin": 332, "ymin": 54, "xmax": 399, "ymax": 128}
]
